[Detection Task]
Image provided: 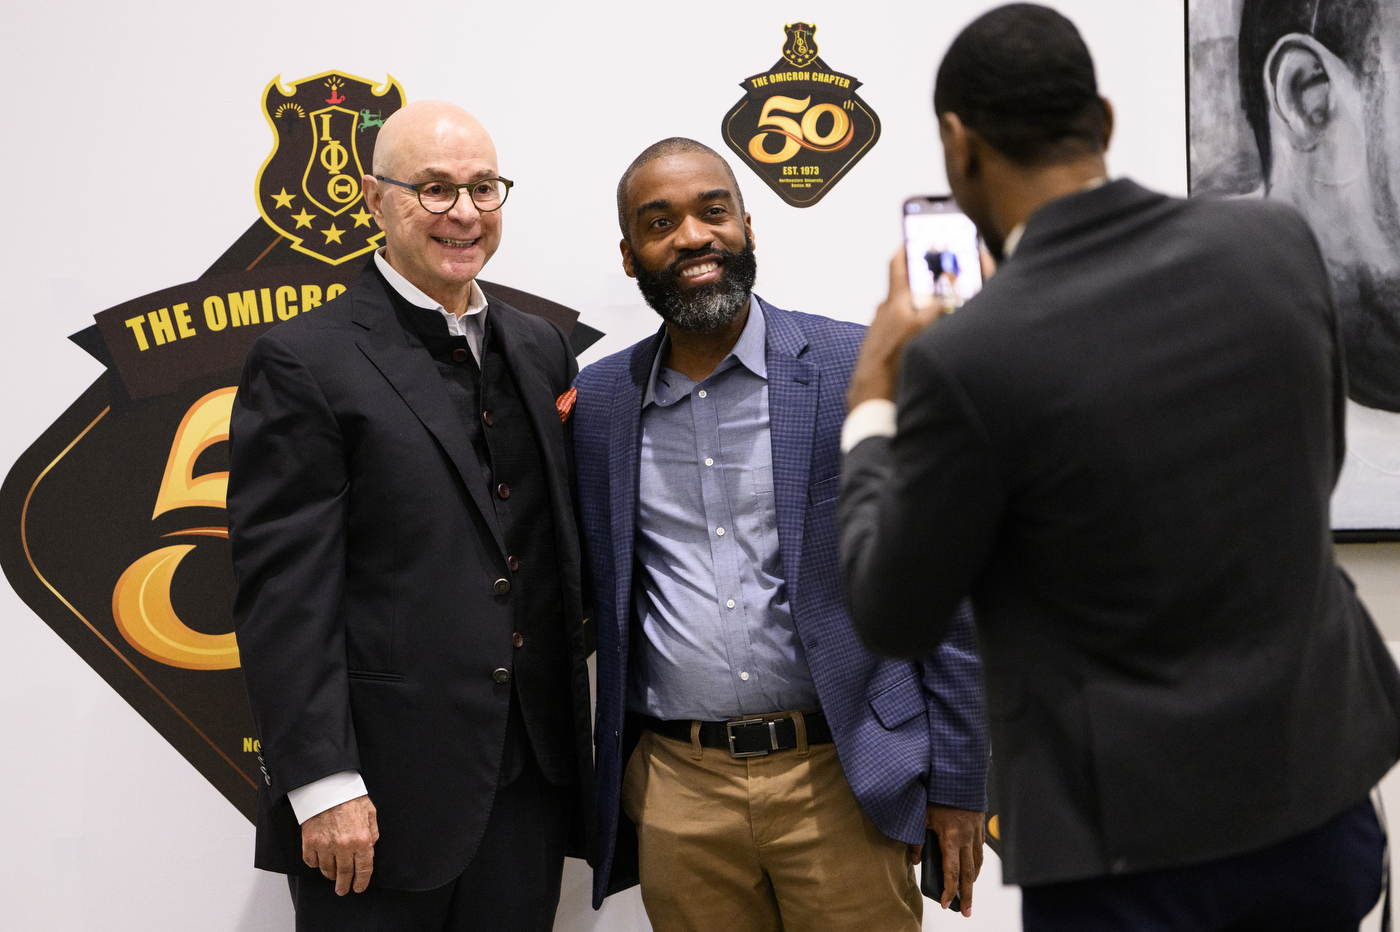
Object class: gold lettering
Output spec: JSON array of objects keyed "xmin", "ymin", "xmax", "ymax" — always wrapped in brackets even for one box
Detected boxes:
[
  {"xmin": 260, "ymin": 288, "xmax": 274, "ymax": 324},
  {"xmin": 113, "ymin": 545, "xmax": 239, "ymax": 670},
  {"xmin": 275, "ymin": 285, "xmax": 298, "ymax": 321},
  {"xmin": 327, "ymin": 283, "xmax": 347, "ymax": 301},
  {"xmin": 228, "ymin": 290, "xmax": 259, "ymax": 327},
  {"xmin": 203, "ymin": 295, "xmax": 228, "ymax": 331},
  {"xmin": 111, "ymin": 386, "xmax": 242, "ymax": 672},
  {"xmin": 802, "ymin": 103, "xmax": 851, "ymax": 147},
  {"xmin": 301, "ymin": 284, "xmax": 323, "ymax": 311},
  {"xmin": 173, "ymin": 302, "xmax": 196, "ymax": 339},
  {"xmin": 124, "ymin": 315, "xmax": 151, "ymax": 351},
  {"xmin": 152, "ymin": 387, "xmax": 236, "ymax": 518},
  {"xmin": 749, "ymin": 95, "xmax": 809, "ymax": 164},
  {"xmin": 147, "ymin": 308, "xmax": 177, "ymax": 346}
]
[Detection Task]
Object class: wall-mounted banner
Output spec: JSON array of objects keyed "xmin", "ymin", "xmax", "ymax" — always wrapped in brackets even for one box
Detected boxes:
[
  {"xmin": 0, "ymin": 70, "xmax": 601, "ymax": 821},
  {"xmin": 722, "ymin": 23, "xmax": 881, "ymax": 208}
]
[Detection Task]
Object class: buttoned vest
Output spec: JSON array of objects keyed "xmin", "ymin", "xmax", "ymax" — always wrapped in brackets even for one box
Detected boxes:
[{"xmin": 393, "ymin": 294, "xmax": 577, "ymax": 787}]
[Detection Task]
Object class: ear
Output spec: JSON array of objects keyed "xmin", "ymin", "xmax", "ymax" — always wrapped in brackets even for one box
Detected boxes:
[
  {"xmin": 362, "ymin": 175, "xmax": 385, "ymax": 227},
  {"xmin": 939, "ymin": 112, "xmax": 977, "ymax": 183},
  {"xmin": 1264, "ymin": 35, "xmax": 1336, "ymax": 149},
  {"xmin": 619, "ymin": 238, "xmax": 636, "ymax": 279},
  {"xmin": 743, "ymin": 212, "xmax": 756, "ymax": 252},
  {"xmin": 1099, "ymin": 97, "xmax": 1115, "ymax": 152}
]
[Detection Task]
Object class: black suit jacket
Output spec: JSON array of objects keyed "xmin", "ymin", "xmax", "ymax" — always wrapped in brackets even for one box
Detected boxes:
[
  {"xmin": 228, "ymin": 265, "xmax": 595, "ymax": 891},
  {"xmin": 840, "ymin": 179, "xmax": 1400, "ymax": 886}
]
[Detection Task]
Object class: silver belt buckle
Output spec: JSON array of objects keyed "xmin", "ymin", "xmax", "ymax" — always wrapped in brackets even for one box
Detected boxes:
[{"xmin": 726, "ymin": 716, "xmax": 780, "ymax": 758}]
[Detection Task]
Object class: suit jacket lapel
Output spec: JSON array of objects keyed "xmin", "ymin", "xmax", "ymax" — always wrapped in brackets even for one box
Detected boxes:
[
  {"xmin": 611, "ymin": 328, "xmax": 662, "ymax": 639},
  {"xmin": 761, "ymin": 299, "xmax": 818, "ymax": 606},
  {"xmin": 350, "ymin": 272, "xmax": 508, "ymax": 559}
]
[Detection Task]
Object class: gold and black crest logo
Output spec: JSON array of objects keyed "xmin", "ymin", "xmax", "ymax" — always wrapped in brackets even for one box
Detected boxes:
[
  {"xmin": 257, "ymin": 71, "xmax": 404, "ymax": 265},
  {"xmin": 722, "ymin": 23, "xmax": 881, "ymax": 208},
  {"xmin": 0, "ymin": 72, "xmax": 600, "ymax": 821}
]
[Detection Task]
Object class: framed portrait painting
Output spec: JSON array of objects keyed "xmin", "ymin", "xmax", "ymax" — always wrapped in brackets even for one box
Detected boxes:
[{"xmin": 1188, "ymin": 0, "xmax": 1400, "ymax": 538}]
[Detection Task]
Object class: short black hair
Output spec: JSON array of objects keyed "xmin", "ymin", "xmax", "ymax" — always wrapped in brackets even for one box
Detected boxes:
[
  {"xmin": 616, "ymin": 137, "xmax": 745, "ymax": 239},
  {"xmin": 933, "ymin": 3, "xmax": 1107, "ymax": 165},
  {"xmin": 1239, "ymin": 0, "xmax": 1381, "ymax": 181}
]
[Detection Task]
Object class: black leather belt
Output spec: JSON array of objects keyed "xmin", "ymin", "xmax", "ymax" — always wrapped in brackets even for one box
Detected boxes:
[{"xmin": 641, "ymin": 710, "xmax": 833, "ymax": 758}]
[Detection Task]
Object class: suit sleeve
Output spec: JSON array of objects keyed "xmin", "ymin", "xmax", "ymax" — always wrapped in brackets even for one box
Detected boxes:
[
  {"xmin": 839, "ymin": 338, "xmax": 1004, "ymax": 657},
  {"xmin": 228, "ymin": 333, "xmax": 358, "ymax": 804},
  {"xmin": 918, "ymin": 599, "xmax": 989, "ymax": 810}
]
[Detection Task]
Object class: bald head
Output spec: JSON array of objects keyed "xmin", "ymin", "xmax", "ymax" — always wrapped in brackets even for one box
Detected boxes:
[
  {"xmin": 362, "ymin": 98, "xmax": 504, "ymax": 315},
  {"xmin": 372, "ymin": 100, "xmax": 496, "ymax": 180}
]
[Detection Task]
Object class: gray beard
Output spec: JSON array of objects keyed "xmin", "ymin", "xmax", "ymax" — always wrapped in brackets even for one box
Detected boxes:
[
  {"xmin": 632, "ymin": 240, "xmax": 759, "ymax": 334},
  {"xmin": 659, "ymin": 282, "xmax": 749, "ymax": 332}
]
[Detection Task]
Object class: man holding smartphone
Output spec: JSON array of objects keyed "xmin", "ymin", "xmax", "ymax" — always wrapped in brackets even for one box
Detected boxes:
[
  {"xmin": 573, "ymin": 137, "xmax": 989, "ymax": 931},
  {"xmin": 840, "ymin": 5, "xmax": 1400, "ymax": 930}
]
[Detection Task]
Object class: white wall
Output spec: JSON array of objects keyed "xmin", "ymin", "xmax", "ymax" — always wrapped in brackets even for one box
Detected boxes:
[{"xmin": 5, "ymin": 3, "xmax": 1381, "ymax": 931}]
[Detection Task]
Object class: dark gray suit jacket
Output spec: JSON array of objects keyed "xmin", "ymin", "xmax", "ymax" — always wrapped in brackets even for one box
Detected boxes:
[{"xmin": 840, "ymin": 179, "xmax": 1400, "ymax": 886}]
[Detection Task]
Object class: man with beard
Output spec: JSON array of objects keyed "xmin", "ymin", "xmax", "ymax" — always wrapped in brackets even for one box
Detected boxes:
[
  {"xmin": 1239, "ymin": 0, "xmax": 1400, "ymax": 526},
  {"xmin": 571, "ymin": 137, "xmax": 989, "ymax": 931}
]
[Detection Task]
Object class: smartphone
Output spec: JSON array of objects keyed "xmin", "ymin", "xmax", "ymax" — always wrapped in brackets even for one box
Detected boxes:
[
  {"xmin": 903, "ymin": 196, "xmax": 983, "ymax": 311},
  {"xmin": 920, "ymin": 828, "xmax": 963, "ymax": 913}
]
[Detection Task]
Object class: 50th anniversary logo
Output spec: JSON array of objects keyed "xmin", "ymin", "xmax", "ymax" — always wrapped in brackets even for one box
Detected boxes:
[{"xmin": 0, "ymin": 71, "xmax": 597, "ymax": 819}]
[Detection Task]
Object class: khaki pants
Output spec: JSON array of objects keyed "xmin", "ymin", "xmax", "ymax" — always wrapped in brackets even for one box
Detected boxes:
[{"xmin": 621, "ymin": 728, "xmax": 923, "ymax": 932}]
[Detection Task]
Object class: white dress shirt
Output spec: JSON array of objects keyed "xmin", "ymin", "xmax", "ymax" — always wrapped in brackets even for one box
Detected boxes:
[{"xmin": 285, "ymin": 250, "xmax": 491, "ymax": 824}]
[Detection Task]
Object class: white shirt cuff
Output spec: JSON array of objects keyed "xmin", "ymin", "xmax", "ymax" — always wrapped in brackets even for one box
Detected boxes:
[
  {"xmin": 841, "ymin": 399, "xmax": 898, "ymax": 453},
  {"xmin": 286, "ymin": 771, "xmax": 368, "ymax": 824}
]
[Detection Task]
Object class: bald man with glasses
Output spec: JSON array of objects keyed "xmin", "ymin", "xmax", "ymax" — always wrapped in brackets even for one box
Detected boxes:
[{"xmin": 229, "ymin": 99, "xmax": 594, "ymax": 932}]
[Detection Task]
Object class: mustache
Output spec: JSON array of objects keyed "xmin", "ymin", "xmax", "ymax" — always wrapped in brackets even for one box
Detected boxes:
[{"xmin": 666, "ymin": 246, "xmax": 735, "ymax": 274}]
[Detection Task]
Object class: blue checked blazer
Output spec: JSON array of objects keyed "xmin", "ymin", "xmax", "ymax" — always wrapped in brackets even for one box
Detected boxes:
[{"xmin": 574, "ymin": 297, "xmax": 989, "ymax": 907}]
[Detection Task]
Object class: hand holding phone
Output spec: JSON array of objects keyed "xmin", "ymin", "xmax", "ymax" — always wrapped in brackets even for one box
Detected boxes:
[{"xmin": 903, "ymin": 196, "xmax": 984, "ymax": 311}]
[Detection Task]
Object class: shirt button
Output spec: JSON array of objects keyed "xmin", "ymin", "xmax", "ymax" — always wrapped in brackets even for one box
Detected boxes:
[
  {"xmin": 507, "ymin": 555, "xmax": 520, "ymax": 571},
  {"xmin": 497, "ymin": 482, "xmax": 511, "ymax": 500},
  {"xmin": 512, "ymin": 632, "xmax": 524, "ymax": 648},
  {"xmin": 452, "ymin": 348, "xmax": 470, "ymax": 363},
  {"xmin": 493, "ymin": 578, "xmax": 511, "ymax": 596},
  {"xmin": 726, "ymin": 599, "xmax": 736, "ymax": 609},
  {"xmin": 482, "ymin": 410, "xmax": 493, "ymax": 427},
  {"xmin": 715, "ymin": 527, "xmax": 725, "ymax": 537},
  {"xmin": 492, "ymin": 668, "xmax": 510, "ymax": 683},
  {"xmin": 740, "ymin": 672, "xmax": 750, "ymax": 681},
  {"xmin": 705, "ymin": 458, "xmax": 714, "ymax": 466},
  {"xmin": 698, "ymin": 390, "xmax": 707, "ymax": 398}
]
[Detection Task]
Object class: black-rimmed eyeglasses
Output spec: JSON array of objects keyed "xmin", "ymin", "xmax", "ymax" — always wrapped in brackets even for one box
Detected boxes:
[{"xmin": 376, "ymin": 176, "xmax": 514, "ymax": 213}]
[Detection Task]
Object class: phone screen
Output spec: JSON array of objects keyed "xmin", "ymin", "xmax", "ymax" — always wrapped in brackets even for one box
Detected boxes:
[{"xmin": 903, "ymin": 197, "xmax": 983, "ymax": 310}]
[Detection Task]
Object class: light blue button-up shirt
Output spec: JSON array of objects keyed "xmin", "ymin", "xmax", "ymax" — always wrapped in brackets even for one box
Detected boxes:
[{"xmin": 628, "ymin": 297, "xmax": 821, "ymax": 721}]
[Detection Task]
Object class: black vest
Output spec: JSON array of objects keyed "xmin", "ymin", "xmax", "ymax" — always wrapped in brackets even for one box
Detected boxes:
[{"xmin": 392, "ymin": 292, "xmax": 577, "ymax": 787}]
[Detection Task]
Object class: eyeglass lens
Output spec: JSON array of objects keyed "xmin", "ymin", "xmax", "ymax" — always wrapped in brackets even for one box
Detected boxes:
[{"xmin": 418, "ymin": 179, "xmax": 508, "ymax": 213}]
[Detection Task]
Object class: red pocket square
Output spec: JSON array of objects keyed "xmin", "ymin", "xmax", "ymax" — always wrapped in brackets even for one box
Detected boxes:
[{"xmin": 556, "ymin": 386, "xmax": 577, "ymax": 424}]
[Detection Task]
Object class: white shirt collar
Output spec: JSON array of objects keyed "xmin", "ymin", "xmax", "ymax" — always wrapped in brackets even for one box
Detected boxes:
[
  {"xmin": 1002, "ymin": 175, "xmax": 1108, "ymax": 260},
  {"xmin": 374, "ymin": 248, "xmax": 488, "ymax": 326}
]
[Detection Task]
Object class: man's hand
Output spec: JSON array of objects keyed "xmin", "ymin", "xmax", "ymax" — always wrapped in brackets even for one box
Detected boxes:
[
  {"xmin": 847, "ymin": 249, "xmax": 948, "ymax": 411},
  {"xmin": 301, "ymin": 794, "xmax": 379, "ymax": 895},
  {"xmin": 927, "ymin": 804, "xmax": 985, "ymax": 917}
]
